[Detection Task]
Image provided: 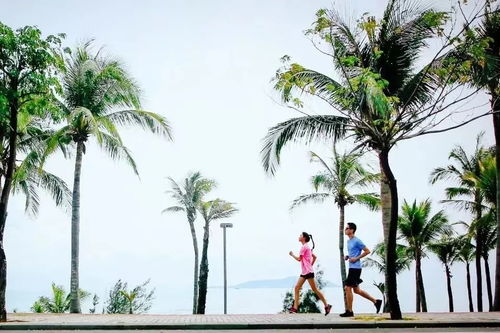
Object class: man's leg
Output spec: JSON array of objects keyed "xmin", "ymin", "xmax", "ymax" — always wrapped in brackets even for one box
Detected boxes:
[
  {"xmin": 293, "ymin": 277, "xmax": 306, "ymax": 310},
  {"xmin": 345, "ymin": 286, "xmax": 354, "ymax": 312}
]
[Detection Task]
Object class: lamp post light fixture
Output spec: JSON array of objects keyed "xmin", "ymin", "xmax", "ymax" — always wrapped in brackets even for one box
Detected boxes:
[{"xmin": 220, "ymin": 222, "xmax": 233, "ymax": 314}]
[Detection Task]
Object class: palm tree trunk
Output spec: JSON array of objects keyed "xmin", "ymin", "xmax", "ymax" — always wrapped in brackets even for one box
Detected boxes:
[
  {"xmin": 338, "ymin": 204, "xmax": 348, "ymax": 310},
  {"xmin": 415, "ymin": 258, "xmax": 421, "ymax": 312},
  {"xmin": 445, "ymin": 264, "xmax": 454, "ymax": 312},
  {"xmin": 483, "ymin": 255, "xmax": 493, "ymax": 311},
  {"xmin": 475, "ymin": 196, "xmax": 483, "ymax": 312},
  {"xmin": 466, "ymin": 262, "xmax": 474, "ymax": 312},
  {"xmin": 492, "ymin": 94, "xmax": 500, "ymax": 311},
  {"xmin": 415, "ymin": 252, "xmax": 427, "ymax": 312},
  {"xmin": 188, "ymin": 215, "xmax": 199, "ymax": 314},
  {"xmin": 197, "ymin": 222, "xmax": 210, "ymax": 314},
  {"xmin": 378, "ymin": 150, "xmax": 402, "ymax": 320},
  {"xmin": 70, "ymin": 141, "xmax": 84, "ymax": 313},
  {"xmin": 0, "ymin": 97, "xmax": 19, "ymax": 321}
]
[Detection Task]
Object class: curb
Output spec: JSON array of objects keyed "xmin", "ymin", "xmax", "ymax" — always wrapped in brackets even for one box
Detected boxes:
[{"xmin": 2, "ymin": 321, "xmax": 500, "ymax": 330}]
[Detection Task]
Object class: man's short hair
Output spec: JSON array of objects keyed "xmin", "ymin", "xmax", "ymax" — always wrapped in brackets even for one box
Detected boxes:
[{"xmin": 347, "ymin": 222, "xmax": 357, "ymax": 233}]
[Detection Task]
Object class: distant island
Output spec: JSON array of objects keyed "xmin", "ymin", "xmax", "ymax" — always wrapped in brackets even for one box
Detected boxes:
[{"xmin": 209, "ymin": 276, "xmax": 341, "ymax": 289}]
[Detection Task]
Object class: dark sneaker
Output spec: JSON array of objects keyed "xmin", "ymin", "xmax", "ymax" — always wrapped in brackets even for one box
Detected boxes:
[
  {"xmin": 324, "ymin": 304, "xmax": 332, "ymax": 316},
  {"xmin": 288, "ymin": 307, "xmax": 298, "ymax": 314},
  {"xmin": 375, "ymin": 299, "xmax": 382, "ymax": 314},
  {"xmin": 339, "ymin": 311, "xmax": 354, "ymax": 317}
]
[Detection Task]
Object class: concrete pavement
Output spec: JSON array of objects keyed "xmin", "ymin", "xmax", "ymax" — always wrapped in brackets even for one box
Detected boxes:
[{"xmin": 1, "ymin": 312, "xmax": 500, "ymax": 330}]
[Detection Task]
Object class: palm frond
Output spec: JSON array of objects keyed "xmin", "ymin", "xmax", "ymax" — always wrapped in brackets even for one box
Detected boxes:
[
  {"xmin": 353, "ymin": 193, "xmax": 380, "ymax": 211},
  {"xmin": 289, "ymin": 193, "xmax": 331, "ymax": 211},
  {"xmin": 104, "ymin": 110, "xmax": 173, "ymax": 140},
  {"xmin": 261, "ymin": 115, "xmax": 349, "ymax": 175}
]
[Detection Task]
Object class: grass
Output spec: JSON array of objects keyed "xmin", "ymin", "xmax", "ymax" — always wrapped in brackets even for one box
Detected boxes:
[{"xmin": 353, "ymin": 315, "xmax": 415, "ymax": 321}]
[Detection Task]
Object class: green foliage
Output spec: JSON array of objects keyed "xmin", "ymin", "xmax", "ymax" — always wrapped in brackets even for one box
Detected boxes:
[
  {"xmin": 104, "ymin": 279, "xmax": 154, "ymax": 314},
  {"xmin": 281, "ymin": 267, "xmax": 326, "ymax": 313},
  {"xmin": 397, "ymin": 199, "xmax": 452, "ymax": 258},
  {"xmin": 42, "ymin": 41, "xmax": 172, "ymax": 173},
  {"xmin": 290, "ymin": 146, "xmax": 380, "ymax": 211},
  {"xmin": 89, "ymin": 294, "xmax": 99, "ymax": 314},
  {"xmin": 31, "ymin": 283, "xmax": 90, "ymax": 313},
  {"xmin": 363, "ymin": 242, "xmax": 412, "ymax": 274}
]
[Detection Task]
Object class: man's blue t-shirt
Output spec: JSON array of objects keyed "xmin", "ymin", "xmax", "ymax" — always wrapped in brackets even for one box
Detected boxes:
[{"xmin": 347, "ymin": 236, "xmax": 366, "ymax": 269}]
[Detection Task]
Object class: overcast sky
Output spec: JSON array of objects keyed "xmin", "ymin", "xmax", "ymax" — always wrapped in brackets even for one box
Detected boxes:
[{"xmin": 1, "ymin": 0, "xmax": 493, "ymax": 314}]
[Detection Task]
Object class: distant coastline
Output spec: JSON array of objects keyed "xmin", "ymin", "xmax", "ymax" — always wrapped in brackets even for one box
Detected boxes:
[{"xmin": 209, "ymin": 276, "xmax": 341, "ymax": 289}]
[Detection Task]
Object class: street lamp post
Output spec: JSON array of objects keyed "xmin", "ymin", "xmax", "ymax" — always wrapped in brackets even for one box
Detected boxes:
[{"xmin": 220, "ymin": 222, "xmax": 233, "ymax": 314}]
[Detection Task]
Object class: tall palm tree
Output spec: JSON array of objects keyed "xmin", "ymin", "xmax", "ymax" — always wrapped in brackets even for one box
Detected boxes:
[
  {"xmin": 455, "ymin": 235, "xmax": 476, "ymax": 312},
  {"xmin": 397, "ymin": 199, "xmax": 451, "ymax": 312},
  {"xmin": 290, "ymin": 147, "xmax": 379, "ymax": 309},
  {"xmin": 363, "ymin": 242, "xmax": 412, "ymax": 313},
  {"xmin": 164, "ymin": 172, "xmax": 215, "ymax": 314},
  {"xmin": 430, "ymin": 133, "xmax": 492, "ymax": 311},
  {"xmin": 428, "ymin": 236, "xmax": 460, "ymax": 312},
  {"xmin": 466, "ymin": 152, "xmax": 497, "ymax": 310},
  {"xmin": 450, "ymin": 2, "xmax": 500, "ymax": 309},
  {"xmin": 45, "ymin": 43, "xmax": 172, "ymax": 313},
  {"xmin": 260, "ymin": 0, "xmax": 461, "ymax": 319},
  {"xmin": 197, "ymin": 199, "xmax": 238, "ymax": 314}
]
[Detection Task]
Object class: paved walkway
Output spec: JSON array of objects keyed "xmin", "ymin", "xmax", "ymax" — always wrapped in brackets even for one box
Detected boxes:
[{"xmin": 2, "ymin": 312, "xmax": 500, "ymax": 330}]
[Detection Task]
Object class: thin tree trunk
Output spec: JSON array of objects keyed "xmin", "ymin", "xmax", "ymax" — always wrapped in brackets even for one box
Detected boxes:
[
  {"xmin": 188, "ymin": 215, "xmax": 199, "ymax": 314},
  {"xmin": 415, "ymin": 251, "xmax": 427, "ymax": 312},
  {"xmin": 70, "ymin": 141, "xmax": 84, "ymax": 313},
  {"xmin": 417, "ymin": 252, "xmax": 428, "ymax": 312},
  {"xmin": 0, "ymin": 96, "xmax": 19, "ymax": 321},
  {"xmin": 466, "ymin": 262, "xmax": 474, "ymax": 312},
  {"xmin": 378, "ymin": 150, "xmax": 402, "ymax": 320},
  {"xmin": 493, "ymin": 93, "xmax": 500, "ymax": 311},
  {"xmin": 475, "ymin": 195, "xmax": 483, "ymax": 312},
  {"xmin": 197, "ymin": 222, "xmax": 210, "ymax": 314},
  {"xmin": 445, "ymin": 264, "xmax": 454, "ymax": 312},
  {"xmin": 415, "ymin": 256, "xmax": 421, "ymax": 312},
  {"xmin": 338, "ymin": 204, "xmax": 348, "ymax": 310},
  {"xmin": 484, "ymin": 255, "xmax": 493, "ymax": 311}
]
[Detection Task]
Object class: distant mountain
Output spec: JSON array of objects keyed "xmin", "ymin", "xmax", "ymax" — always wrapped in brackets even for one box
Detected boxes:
[{"xmin": 228, "ymin": 276, "xmax": 341, "ymax": 289}]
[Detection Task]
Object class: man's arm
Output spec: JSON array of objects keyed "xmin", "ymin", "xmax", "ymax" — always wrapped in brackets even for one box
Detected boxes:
[{"xmin": 348, "ymin": 246, "xmax": 371, "ymax": 263}]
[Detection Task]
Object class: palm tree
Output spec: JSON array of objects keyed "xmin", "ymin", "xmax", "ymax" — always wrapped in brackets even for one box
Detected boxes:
[
  {"xmin": 260, "ymin": 0, "xmax": 465, "ymax": 319},
  {"xmin": 430, "ymin": 133, "xmax": 492, "ymax": 311},
  {"xmin": 44, "ymin": 43, "xmax": 172, "ymax": 313},
  {"xmin": 449, "ymin": 2, "xmax": 500, "ymax": 309},
  {"xmin": 397, "ymin": 199, "xmax": 451, "ymax": 312},
  {"xmin": 4, "ymin": 114, "xmax": 72, "ymax": 216},
  {"xmin": 290, "ymin": 147, "xmax": 379, "ymax": 309},
  {"xmin": 363, "ymin": 242, "xmax": 412, "ymax": 312},
  {"xmin": 120, "ymin": 290, "xmax": 137, "ymax": 314},
  {"xmin": 455, "ymin": 235, "xmax": 476, "ymax": 312},
  {"xmin": 465, "ymin": 152, "xmax": 497, "ymax": 310},
  {"xmin": 164, "ymin": 172, "xmax": 215, "ymax": 314},
  {"xmin": 428, "ymin": 236, "xmax": 460, "ymax": 312},
  {"xmin": 197, "ymin": 199, "xmax": 238, "ymax": 314},
  {"xmin": 31, "ymin": 283, "xmax": 90, "ymax": 313}
]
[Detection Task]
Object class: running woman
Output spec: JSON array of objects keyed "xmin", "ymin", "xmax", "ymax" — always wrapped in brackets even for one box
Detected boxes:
[
  {"xmin": 340, "ymin": 222, "xmax": 382, "ymax": 317},
  {"xmin": 288, "ymin": 231, "xmax": 332, "ymax": 315}
]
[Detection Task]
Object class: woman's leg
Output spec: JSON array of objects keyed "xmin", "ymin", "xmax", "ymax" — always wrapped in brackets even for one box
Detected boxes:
[
  {"xmin": 293, "ymin": 277, "xmax": 306, "ymax": 309},
  {"xmin": 307, "ymin": 278, "xmax": 328, "ymax": 307}
]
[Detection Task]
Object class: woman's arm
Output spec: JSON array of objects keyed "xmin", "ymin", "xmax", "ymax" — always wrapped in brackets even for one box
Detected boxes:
[{"xmin": 289, "ymin": 251, "xmax": 301, "ymax": 261}]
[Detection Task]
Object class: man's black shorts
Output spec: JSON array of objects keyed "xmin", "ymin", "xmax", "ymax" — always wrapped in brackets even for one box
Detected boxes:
[
  {"xmin": 344, "ymin": 268, "xmax": 363, "ymax": 287},
  {"xmin": 300, "ymin": 272, "xmax": 315, "ymax": 279}
]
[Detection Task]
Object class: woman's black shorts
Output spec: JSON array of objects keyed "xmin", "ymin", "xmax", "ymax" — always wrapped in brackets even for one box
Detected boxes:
[
  {"xmin": 344, "ymin": 268, "xmax": 363, "ymax": 287},
  {"xmin": 300, "ymin": 272, "xmax": 315, "ymax": 279}
]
